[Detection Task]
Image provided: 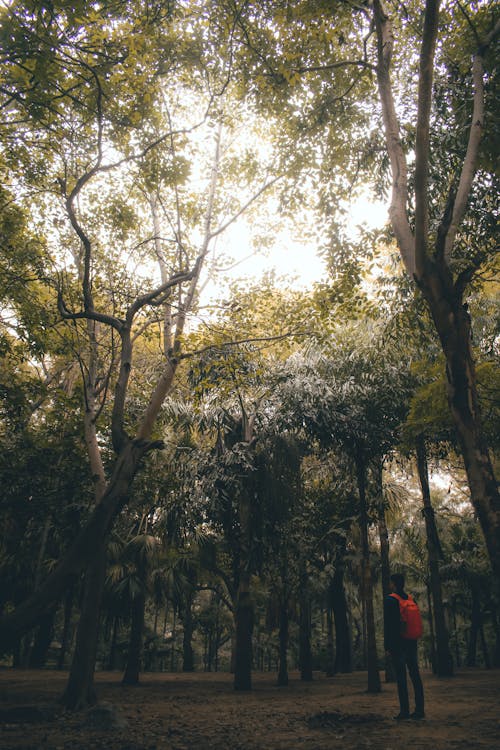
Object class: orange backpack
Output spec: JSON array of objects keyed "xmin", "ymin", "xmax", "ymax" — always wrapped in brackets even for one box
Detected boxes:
[{"xmin": 390, "ymin": 593, "xmax": 423, "ymax": 640}]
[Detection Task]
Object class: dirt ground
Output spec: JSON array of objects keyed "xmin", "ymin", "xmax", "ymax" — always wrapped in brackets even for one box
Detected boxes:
[{"xmin": 1, "ymin": 667, "xmax": 499, "ymax": 750}]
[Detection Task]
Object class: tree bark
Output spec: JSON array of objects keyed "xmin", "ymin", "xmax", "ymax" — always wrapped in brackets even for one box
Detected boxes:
[
  {"xmin": 28, "ymin": 609, "xmax": 55, "ymax": 669},
  {"xmin": 356, "ymin": 453, "xmax": 381, "ymax": 693},
  {"xmin": 416, "ymin": 436, "xmax": 454, "ymax": 676},
  {"xmin": 277, "ymin": 597, "xmax": 289, "ymax": 686},
  {"xmin": 233, "ymin": 572, "xmax": 253, "ymax": 690},
  {"xmin": 299, "ymin": 562, "xmax": 313, "ymax": 682},
  {"xmin": 331, "ymin": 557, "xmax": 352, "ymax": 673},
  {"xmin": 57, "ymin": 584, "xmax": 74, "ymax": 670},
  {"xmin": 376, "ymin": 468, "xmax": 395, "ymax": 683},
  {"xmin": 325, "ymin": 604, "xmax": 335, "ymax": 678},
  {"xmin": 60, "ymin": 543, "xmax": 106, "ymax": 709},
  {"xmin": 123, "ymin": 590, "xmax": 146, "ymax": 684},
  {"xmin": 181, "ymin": 591, "xmax": 195, "ymax": 673},
  {"xmin": 418, "ymin": 269, "xmax": 500, "ymax": 595}
]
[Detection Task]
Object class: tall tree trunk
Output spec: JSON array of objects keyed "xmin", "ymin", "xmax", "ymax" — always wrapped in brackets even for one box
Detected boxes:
[
  {"xmin": 170, "ymin": 608, "xmax": 177, "ymax": 671},
  {"xmin": 29, "ymin": 609, "xmax": 55, "ymax": 668},
  {"xmin": 376, "ymin": 468, "xmax": 395, "ymax": 683},
  {"xmin": 416, "ymin": 436, "xmax": 454, "ymax": 676},
  {"xmin": 356, "ymin": 453, "xmax": 381, "ymax": 693},
  {"xmin": 426, "ymin": 584, "xmax": 438, "ymax": 674},
  {"xmin": 107, "ymin": 616, "xmax": 119, "ymax": 671},
  {"xmin": 123, "ymin": 590, "xmax": 146, "ymax": 684},
  {"xmin": 57, "ymin": 583, "xmax": 74, "ymax": 670},
  {"xmin": 467, "ymin": 586, "xmax": 481, "ymax": 667},
  {"xmin": 181, "ymin": 591, "xmax": 195, "ymax": 673},
  {"xmin": 277, "ymin": 596, "xmax": 289, "ymax": 686},
  {"xmin": 234, "ymin": 571, "xmax": 253, "ymax": 690},
  {"xmin": 299, "ymin": 562, "xmax": 313, "ymax": 682},
  {"xmin": 332, "ymin": 558, "xmax": 352, "ymax": 673},
  {"xmin": 234, "ymin": 424, "xmax": 255, "ymax": 691},
  {"xmin": 60, "ymin": 542, "xmax": 107, "ymax": 709},
  {"xmin": 325, "ymin": 604, "xmax": 335, "ymax": 678}
]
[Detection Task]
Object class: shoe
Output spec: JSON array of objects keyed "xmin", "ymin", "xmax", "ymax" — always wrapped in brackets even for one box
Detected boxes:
[
  {"xmin": 393, "ymin": 713, "xmax": 410, "ymax": 720},
  {"xmin": 410, "ymin": 712, "xmax": 425, "ymax": 720}
]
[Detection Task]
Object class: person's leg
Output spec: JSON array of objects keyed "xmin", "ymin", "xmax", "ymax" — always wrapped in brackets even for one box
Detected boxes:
[
  {"xmin": 404, "ymin": 640, "xmax": 424, "ymax": 717},
  {"xmin": 391, "ymin": 649, "xmax": 410, "ymax": 718}
]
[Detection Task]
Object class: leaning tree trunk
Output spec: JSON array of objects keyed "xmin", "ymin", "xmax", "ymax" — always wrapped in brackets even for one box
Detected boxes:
[
  {"xmin": 356, "ymin": 452, "xmax": 381, "ymax": 693},
  {"xmin": 61, "ymin": 542, "xmax": 107, "ymax": 709},
  {"xmin": 416, "ymin": 436, "xmax": 454, "ymax": 676},
  {"xmin": 0, "ymin": 440, "xmax": 155, "ymax": 649},
  {"xmin": 123, "ymin": 589, "xmax": 146, "ymax": 685}
]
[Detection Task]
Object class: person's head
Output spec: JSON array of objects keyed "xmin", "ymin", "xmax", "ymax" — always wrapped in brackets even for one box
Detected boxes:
[{"xmin": 390, "ymin": 573, "xmax": 405, "ymax": 594}]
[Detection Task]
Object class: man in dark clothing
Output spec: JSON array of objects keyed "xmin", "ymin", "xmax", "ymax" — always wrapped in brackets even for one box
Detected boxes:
[{"xmin": 384, "ymin": 573, "xmax": 425, "ymax": 720}]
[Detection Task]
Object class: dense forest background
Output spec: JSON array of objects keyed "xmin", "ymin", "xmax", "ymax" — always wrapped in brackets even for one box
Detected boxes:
[{"xmin": 0, "ymin": 0, "xmax": 498, "ymax": 714}]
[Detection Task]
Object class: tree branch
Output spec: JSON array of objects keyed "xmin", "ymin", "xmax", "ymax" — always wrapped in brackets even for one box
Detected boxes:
[
  {"xmin": 372, "ymin": 0, "xmax": 415, "ymax": 275},
  {"xmin": 442, "ymin": 18, "xmax": 500, "ymax": 262},
  {"xmin": 414, "ymin": 0, "xmax": 440, "ymax": 277}
]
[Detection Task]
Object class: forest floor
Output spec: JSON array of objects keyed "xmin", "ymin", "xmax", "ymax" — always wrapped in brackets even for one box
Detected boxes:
[{"xmin": 0, "ymin": 667, "xmax": 499, "ymax": 750}]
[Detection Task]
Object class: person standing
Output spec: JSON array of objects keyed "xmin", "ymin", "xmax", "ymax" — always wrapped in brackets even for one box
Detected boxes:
[{"xmin": 384, "ymin": 572, "xmax": 425, "ymax": 720}]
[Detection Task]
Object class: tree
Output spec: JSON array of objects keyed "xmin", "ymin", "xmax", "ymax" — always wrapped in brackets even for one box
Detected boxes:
[
  {"xmin": 220, "ymin": 0, "xmax": 500, "ymax": 596},
  {"xmin": 371, "ymin": 0, "xmax": 500, "ymax": 591},
  {"xmin": 0, "ymin": 1, "xmax": 279, "ymax": 707}
]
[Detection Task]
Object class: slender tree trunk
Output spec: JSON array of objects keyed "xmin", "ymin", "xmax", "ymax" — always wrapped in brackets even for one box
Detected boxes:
[
  {"xmin": 170, "ymin": 608, "xmax": 177, "ymax": 671},
  {"xmin": 376, "ymin": 468, "xmax": 395, "ymax": 683},
  {"xmin": 332, "ymin": 559, "xmax": 352, "ymax": 673},
  {"xmin": 491, "ymin": 609, "xmax": 500, "ymax": 668},
  {"xmin": 123, "ymin": 590, "xmax": 146, "ymax": 684},
  {"xmin": 234, "ymin": 433, "xmax": 254, "ymax": 691},
  {"xmin": 356, "ymin": 453, "xmax": 381, "ymax": 693},
  {"xmin": 426, "ymin": 584, "xmax": 438, "ymax": 674},
  {"xmin": 234, "ymin": 572, "xmax": 253, "ymax": 690},
  {"xmin": 416, "ymin": 436, "xmax": 454, "ymax": 676},
  {"xmin": 299, "ymin": 562, "xmax": 313, "ymax": 682},
  {"xmin": 277, "ymin": 596, "xmax": 289, "ymax": 686},
  {"xmin": 181, "ymin": 591, "xmax": 195, "ymax": 673},
  {"xmin": 479, "ymin": 620, "xmax": 490, "ymax": 668},
  {"xmin": 60, "ymin": 543, "xmax": 107, "ymax": 709},
  {"xmin": 107, "ymin": 616, "xmax": 119, "ymax": 671},
  {"xmin": 325, "ymin": 605, "xmax": 335, "ymax": 678},
  {"xmin": 467, "ymin": 587, "xmax": 480, "ymax": 667},
  {"xmin": 29, "ymin": 609, "xmax": 55, "ymax": 668},
  {"xmin": 57, "ymin": 583, "xmax": 74, "ymax": 670}
]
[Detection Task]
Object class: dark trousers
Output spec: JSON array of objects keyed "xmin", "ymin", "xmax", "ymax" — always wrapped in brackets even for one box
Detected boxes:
[{"xmin": 391, "ymin": 640, "xmax": 424, "ymax": 715}]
